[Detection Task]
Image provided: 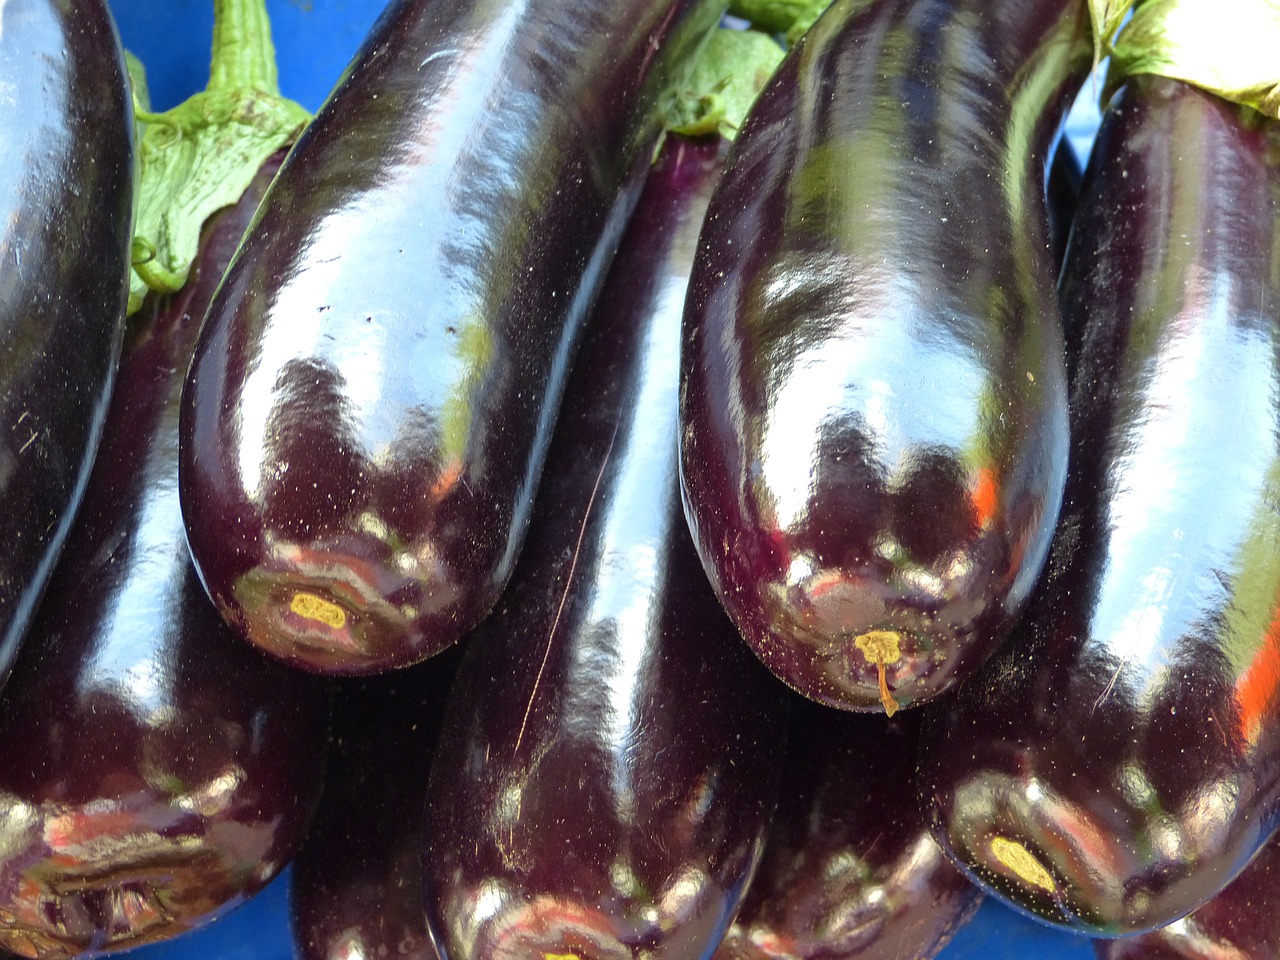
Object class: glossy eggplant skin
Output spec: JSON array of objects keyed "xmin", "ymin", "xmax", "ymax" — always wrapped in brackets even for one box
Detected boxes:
[
  {"xmin": 1095, "ymin": 837, "xmax": 1280, "ymax": 960},
  {"xmin": 422, "ymin": 136, "xmax": 790, "ymax": 960},
  {"xmin": 1048, "ymin": 139, "xmax": 1084, "ymax": 280},
  {"xmin": 178, "ymin": 0, "xmax": 725, "ymax": 676},
  {"xmin": 0, "ymin": 156, "xmax": 331, "ymax": 960},
  {"xmin": 919, "ymin": 76, "xmax": 1280, "ymax": 936},
  {"xmin": 0, "ymin": 0, "xmax": 134, "ymax": 686},
  {"xmin": 716, "ymin": 703, "xmax": 981, "ymax": 960},
  {"xmin": 291, "ymin": 649, "xmax": 458, "ymax": 960},
  {"xmin": 1096, "ymin": 844, "xmax": 1280, "ymax": 960},
  {"xmin": 678, "ymin": 0, "xmax": 1091, "ymax": 714}
]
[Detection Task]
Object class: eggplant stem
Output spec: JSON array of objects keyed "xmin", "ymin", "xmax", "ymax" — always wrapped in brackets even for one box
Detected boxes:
[
  {"xmin": 209, "ymin": 0, "xmax": 282, "ymax": 95},
  {"xmin": 854, "ymin": 630, "xmax": 902, "ymax": 716}
]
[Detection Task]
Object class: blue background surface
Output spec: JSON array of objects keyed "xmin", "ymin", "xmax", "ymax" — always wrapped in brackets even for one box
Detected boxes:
[{"xmin": 101, "ymin": 1, "xmax": 1105, "ymax": 957}]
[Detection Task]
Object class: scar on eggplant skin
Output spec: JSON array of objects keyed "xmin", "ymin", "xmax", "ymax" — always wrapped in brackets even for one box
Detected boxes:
[
  {"xmin": 289, "ymin": 592, "xmax": 347, "ymax": 629},
  {"xmin": 512, "ymin": 421, "xmax": 618, "ymax": 757},
  {"xmin": 989, "ymin": 836, "xmax": 1058, "ymax": 894}
]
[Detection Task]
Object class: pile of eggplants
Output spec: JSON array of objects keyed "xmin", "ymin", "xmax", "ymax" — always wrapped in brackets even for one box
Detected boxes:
[{"xmin": 11, "ymin": 0, "xmax": 1280, "ymax": 956}]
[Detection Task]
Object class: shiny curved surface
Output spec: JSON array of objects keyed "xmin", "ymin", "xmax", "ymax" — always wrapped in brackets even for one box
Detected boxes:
[
  {"xmin": 1095, "ymin": 836, "xmax": 1280, "ymax": 960},
  {"xmin": 178, "ymin": 0, "xmax": 724, "ymax": 675},
  {"xmin": 717, "ymin": 703, "xmax": 982, "ymax": 960},
  {"xmin": 678, "ymin": 0, "xmax": 1091, "ymax": 713},
  {"xmin": 0, "ymin": 0, "xmax": 134, "ymax": 686},
  {"xmin": 920, "ymin": 77, "xmax": 1280, "ymax": 936},
  {"xmin": 1047, "ymin": 141, "xmax": 1083, "ymax": 287},
  {"xmin": 0, "ymin": 159, "xmax": 330, "ymax": 959},
  {"xmin": 422, "ymin": 136, "xmax": 790, "ymax": 960},
  {"xmin": 291, "ymin": 651, "xmax": 458, "ymax": 960}
]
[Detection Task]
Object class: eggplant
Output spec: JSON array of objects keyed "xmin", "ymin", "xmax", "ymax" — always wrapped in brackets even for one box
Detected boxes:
[
  {"xmin": 1048, "ymin": 139, "xmax": 1084, "ymax": 279},
  {"xmin": 0, "ymin": 0, "xmax": 134, "ymax": 686},
  {"xmin": 178, "ymin": 0, "xmax": 725, "ymax": 675},
  {"xmin": 421, "ymin": 133, "xmax": 790, "ymax": 960},
  {"xmin": 0, "ymin": 150, "xmax": 331, "ymax": 960},
  {"xmin": 919, "ymin": 75, "xmax": 1280, "ymax": 936},
  {"xmin": 678, "ymin": 0, "xmax": 1091, "ymax": 714},
  {"xmin": 1094, "ymin": 837, "xmax": 1280, "ymax": 960},
  {"xmin": 290, "ymin": 650, "xmax": 458, "ymax": 960},
  {"xmin": 715, "ymin": 702, "xmax": 981, "ymax": 960}
]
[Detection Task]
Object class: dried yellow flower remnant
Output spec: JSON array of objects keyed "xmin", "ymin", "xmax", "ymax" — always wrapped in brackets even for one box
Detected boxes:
[
  {"xmin": 990, "ymin": 836, "xmax": 1057, "ymax": 894},
  {"xmin": 289, "ymin": 591, "xmax": 347, "ymax": 629},
  {"xmin": 544, "ymin": 954, "xmax": 581, "ymax": 960},
  {"xmin": 854, "ymin": 629, "xmax": 902, "ymax": 716}
]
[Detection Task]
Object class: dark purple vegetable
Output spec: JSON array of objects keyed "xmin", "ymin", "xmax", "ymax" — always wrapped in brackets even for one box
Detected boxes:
[
  {"xmin": 0, "ymin": 0, "xmax": 133, "ymax": 686},
  {"xmin": 0, "ymin": 153, "xmax": 331, "ymax": 960},
  {"xmin": 290, "ymin": 650, "xmax": 458, "ymax": 960},
  {"xmin": 1048, "ymin": 138, "xmax": 1084, "ymax": 278},
  {"xmin": 678, "ymin": 0, "xmax": 1091, "ymax": 714},
  {"xmin": 919, "ymin": 75, "xmax": 1280, "ymax": 936},
  {"xmin": 422, "ymin": 134, "xmax": 790, "ymax": 960},
  {"xmin": 1095, "ymin": 836, "xmax": 1280, "ymax": 960},
  {"xmin": 178, "ymin": 0, "xmax": 725, "ymax": 676},
  {"xmin": 715, "ymin": 702, "xmax": 981, "ymax": 960}
]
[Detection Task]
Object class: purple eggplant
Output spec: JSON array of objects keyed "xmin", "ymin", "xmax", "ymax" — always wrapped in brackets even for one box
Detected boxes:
[
  {"xmin": 919, "ymin": 76, "xmax": 1280, "ymax": 936},
  {"xmin": 290, "ymin": 650, "xmax": 458, "ymax": 960},
  {"xmin": 716, "ymin": 702, "xmax": 982, "ymax": 960},
  {"xmin": 178, "ymin": 0, "xmax": 725, "ymax": 676},
  {"xmin": 421, "ymin": 133, "xmax": 790, "ymax": 960},
  {"xmin": 1095, "ymin": 836, "xmax": 1280, "ymax": 960},
  {"xmin": 0, "ymin": 148, "xmax": 329, "ymax": 959},
  {"xmin": 1048, "ymin": 140, "xmax": 1084, "ymax": 279},
  {"xmin": 0, "ymin": 0, "xmax": 133, "ymax": 686},
  {"xmin": 678, "ymin": 0, "xmax": 1091, "ymax": 714}
]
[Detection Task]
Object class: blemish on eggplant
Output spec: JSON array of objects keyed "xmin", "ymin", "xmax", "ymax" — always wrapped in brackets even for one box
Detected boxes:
[
  {"xmin": 989, "ymin": 836, "xmax": 1056, "ymax": 894},
  {"xmin": 289, "ymin": 591, "xmax": 347, "ymax": 629}
]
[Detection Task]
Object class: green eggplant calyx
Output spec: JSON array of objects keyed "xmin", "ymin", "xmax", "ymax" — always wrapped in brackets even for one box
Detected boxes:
[
  {"xmin": 663, "ymin": 28, "xmax": 785, "ymax": 142},
  {"xmin": 126, "ymin": 0, "xmax": 310, "ymax": 315},
  {"xmin": 728, "ymin": 0, "xmax": 831, "ymax": 42},
  {"xmin": 1104, "ymin": 0, "xmax": 1280, "ymax": 119},
  {"xmin": 1087, "ymin": 0, "xmax": 1136, "ymax": 73}
]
